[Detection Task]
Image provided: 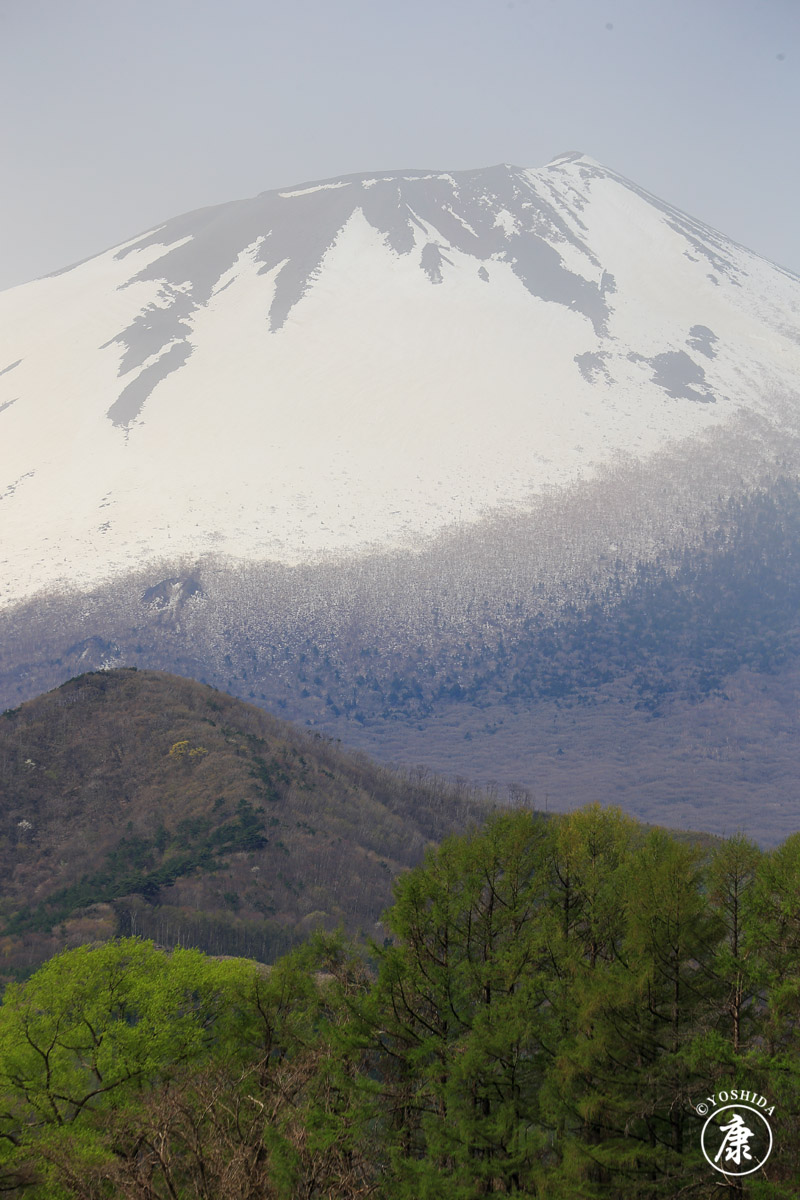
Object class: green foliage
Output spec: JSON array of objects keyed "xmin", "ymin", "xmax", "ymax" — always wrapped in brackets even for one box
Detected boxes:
[
  {"xmin": 0, "ymin": 938, "xmax": 259, "ymax": 1194},
  {"xmin": 361, "ymin": 809, "xmax": 799, "ymax": 1196},
  {"xmin": 0, "ymin": 935, "xmax": 378, "ymax": 1198},
  {"xmin": 3, "ymin": 813, "xmax": 800, "ymax": 1196}
]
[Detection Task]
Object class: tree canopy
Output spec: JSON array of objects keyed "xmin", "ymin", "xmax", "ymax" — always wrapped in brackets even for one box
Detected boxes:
[{"xmin": 0, "ymin": 807, "xmax": 798, "ymax": 1197}]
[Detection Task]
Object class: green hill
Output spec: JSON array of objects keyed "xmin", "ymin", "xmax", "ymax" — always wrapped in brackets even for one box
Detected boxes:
[{"xmin": 0, "ymin": 668, "xmax": 488, "ymax": 980}]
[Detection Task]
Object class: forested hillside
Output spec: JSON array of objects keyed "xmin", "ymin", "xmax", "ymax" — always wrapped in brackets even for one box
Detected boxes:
[
  {"xmin": 0, "ymin": 669, "xmax": 487, "ymax": 980},
  {"xmin": 0, "ymin": 806, "xmax": 795, "ymax": 1198}
]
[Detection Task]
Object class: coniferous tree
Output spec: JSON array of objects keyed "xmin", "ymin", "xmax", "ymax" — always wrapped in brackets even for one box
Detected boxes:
[{"xmin": 2, "ymin": 814, "xmax": 799, "ymax": 1198}]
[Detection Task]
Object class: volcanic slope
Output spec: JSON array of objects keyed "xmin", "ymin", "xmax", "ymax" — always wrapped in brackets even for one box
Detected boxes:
[
  {"xmin": 2, "ymin": 151, "xmax": 799, "ymax": 601},
  {"xmin": 2, "ymin": 154, "xmax": 800, "ymax": 841},
  {"xmin": 0, "ymin": 668, "xmax": 488, "ymax": 981}
]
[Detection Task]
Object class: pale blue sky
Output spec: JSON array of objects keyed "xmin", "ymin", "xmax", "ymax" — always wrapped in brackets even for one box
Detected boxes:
[{"xmin": 1, "ymin": 0, "xmax": 798, "ymax": 291}]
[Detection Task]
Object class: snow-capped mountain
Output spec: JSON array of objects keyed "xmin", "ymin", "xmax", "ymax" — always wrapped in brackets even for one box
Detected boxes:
[
  {"xmin": 2, "ymin": 151, "xmax": 798, "ymax": 604},
  {"xmin": 2, "ymin": 153, "xmax": 800, "ymax": 841}
]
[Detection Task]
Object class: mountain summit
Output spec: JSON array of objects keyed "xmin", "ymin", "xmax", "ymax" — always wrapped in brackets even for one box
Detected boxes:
[{"xmin": 2, "ymin": 156, "xmax": 800, "ymax": 840}]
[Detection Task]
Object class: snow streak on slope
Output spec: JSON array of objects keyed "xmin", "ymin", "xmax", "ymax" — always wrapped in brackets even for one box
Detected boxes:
[{"xmin": 1, "ymin": 154, "xmax": 799, "ymax": 605}]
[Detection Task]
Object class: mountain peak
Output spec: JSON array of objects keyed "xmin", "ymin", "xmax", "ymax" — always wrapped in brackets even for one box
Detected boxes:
[
  {"xmin": 547, "ymin": 149, "xmax": 589, "ymax": 164},
  {"xmin": 1, "ymin": 155, "xmax": 798, "ymax": 609}
]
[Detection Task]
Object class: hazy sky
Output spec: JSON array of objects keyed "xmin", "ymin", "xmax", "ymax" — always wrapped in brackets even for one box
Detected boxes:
[{"xmin": 1, "ymin": 0, "xmax": 798, "ymax": 292}]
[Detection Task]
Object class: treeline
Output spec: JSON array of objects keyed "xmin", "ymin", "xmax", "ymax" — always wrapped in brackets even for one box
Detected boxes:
[
  {"xmin": 1, "ymin": 806, "xmax": 799, "ymax": 1197},
  {"xmin": 160, "ymin": 480, "xmax": 800, "ymax": 722},
  {"xmin": 4, "ymin": 456, "xmax": 799, "ymax": 729},
  {"xmin": 200, "ymin": 480, "xmax": 800, "ymax": 718},
  {"xmin": 311, "ymin": 482, "xmax": 800, "ymax": 717}
]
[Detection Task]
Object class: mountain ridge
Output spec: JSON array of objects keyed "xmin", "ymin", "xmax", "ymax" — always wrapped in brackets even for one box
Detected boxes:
[{"xmin": 0, "ymin": 667, "xmax": 490, "ymax": 980}]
